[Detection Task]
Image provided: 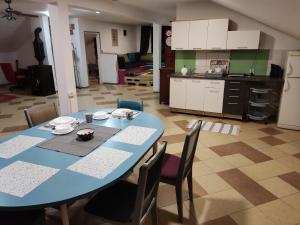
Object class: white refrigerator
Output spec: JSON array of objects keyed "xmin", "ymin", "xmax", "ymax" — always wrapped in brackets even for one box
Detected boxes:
[{"xmin": 278, "ymin": 51, "xmax": 300, "ymax": 130}]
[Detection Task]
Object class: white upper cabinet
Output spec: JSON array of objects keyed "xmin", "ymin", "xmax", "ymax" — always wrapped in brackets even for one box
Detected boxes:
[
  {"xmin": 171, "ymin": 21, "xmax": 189, "ymax": 50},
  {"xmin": 207, "ymin": 19, "xmax": 229, "ymax": 50},
  {"xmin": 188, "ymin": 20, "xmax": 208, "ymax": 50},
  {"xmin": 227, "ymin": 30, "xmax": 261, "ymax": 49}
]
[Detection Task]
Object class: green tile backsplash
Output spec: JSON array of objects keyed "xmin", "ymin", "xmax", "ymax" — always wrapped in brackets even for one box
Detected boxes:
[
  {"xmin": 175, "ymin": 51, "xmax": 196, "ymax": 73},
  {"xmin": 174, "ymin": 50, "xmax": 269, "ymax": 76},
  {"xmin": 229, "ymin": 50, "xmax": 269, "ymax": 75}
]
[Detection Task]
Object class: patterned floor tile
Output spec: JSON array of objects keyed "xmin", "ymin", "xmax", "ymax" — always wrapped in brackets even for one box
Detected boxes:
[
  {"xmin": 185, "ymin": 189, "xmax": 253, "ymax": 224},
  {"xmin": 0, "ymin": 114, "xmax": 13, "ymax": 119},
  {"xmin": 278, "ymin": 172, "xmax": 300, "ymax": 190},
  {"xmin": 260, "ymin": 136, "xmax": 286, "ymax": 146},
  {"xmin": 257, "ymin": 199, "xmax": 300, "ymax": 225},
  {"xmin": 210, "ymin": 141, "xmax": 271, "ymax": 163},
  {"xmin": 282, "ymin": 193, "xmax": 300, "ymax": 213},
  {"xmin": 240, "ymin": 160, "xmax": 292, "ymax": 181},
  {"xmin": 200, "ymin": 216, "xmax": 238, "ymax": 225},
  {"xmin": 2, "ymin": 125, "xmax": 28, "ymax": 132},
  {"xmin": 194, "ymin": 173, "xmax": 231, "ymax": 194},
  {"xmin": 157, "ymin": 109, "xmax": 178, "ymax": 117},
  {"xmin": 259, "ymin": 127, "xmax": 283, "ymax": 135},
  {"xmin": 160, "ymin": 133, "xmax": 186, "ymax": 144},
  {"xmin": 231, "ymin": 207, "xmax": 276, "ymax": 225},
  {"xmin": 218, "ymin": 169, "xmax": 277, "ymax": 205},
  {"xmin": 295, "ymin": 153, "xmax": 300, "ymax": 159}
]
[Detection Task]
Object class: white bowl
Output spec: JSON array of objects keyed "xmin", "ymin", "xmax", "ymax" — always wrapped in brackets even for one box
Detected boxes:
[
  {"xmin": 49, "ymin": 116, "xmax": 76, "ymax": 126},
  {"xmin": 93, "ymin": 111, "xmax": 108, "ymax": 120},
  {"xmin": 54, "ymin": 124, "xmax": 73, "ymax": 133},
  {"xmin": 112, "ymin": 108, "xmax": 133, "ymax": 117}
]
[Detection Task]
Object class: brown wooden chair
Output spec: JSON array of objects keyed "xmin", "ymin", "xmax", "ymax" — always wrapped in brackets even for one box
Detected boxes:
[
  {"xmin": 24, "ymin": 102, "xmax": 58, "ymax": 128},
  {"xmin": 160, "ymin": 120, "xmax": 202, "ymax": 222},
  {"xmin": 84, "ymin": 141, "xmax": 167, "ymax": 225}
]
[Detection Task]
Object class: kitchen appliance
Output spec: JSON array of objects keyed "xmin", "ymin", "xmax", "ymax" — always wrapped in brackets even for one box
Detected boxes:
[{"xmin": 277, "ymin": 51, "xmax": 300, "ymax": 130}]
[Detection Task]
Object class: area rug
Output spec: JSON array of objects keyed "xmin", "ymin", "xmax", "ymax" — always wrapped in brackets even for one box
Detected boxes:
[
  {"xmin": 187, "ymin": 120, "xmax": 240, "ymax": 136},
  {"xmin": 0, "ymin": 94, "xmax": 18, "ymax": 103}
]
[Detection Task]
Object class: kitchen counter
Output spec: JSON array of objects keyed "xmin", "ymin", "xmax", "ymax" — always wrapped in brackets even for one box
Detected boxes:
[{"xmin": 170, "ymin": 73, "xmax": 284, "ymax": 82}]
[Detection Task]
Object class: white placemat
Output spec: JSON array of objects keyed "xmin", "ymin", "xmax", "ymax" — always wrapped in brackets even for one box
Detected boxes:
[
  {"xmin": 68, "ymin": 146, "xmax": 133, "ymax": 179},
  {"xmin": 110, "ymin": 125, "xmax": 157, "ymax": 145},
  {"xmin": 0, "ymin": 161, "xmax": 59, "ymax": 197},
  {"xmin": 0, "ymin": 135, "xmax": 46, "ymax": 159}
]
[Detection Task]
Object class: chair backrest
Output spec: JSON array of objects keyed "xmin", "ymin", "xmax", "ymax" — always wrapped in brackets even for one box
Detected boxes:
[
  {"xmin": 132, "ymin": 141, "xmax": 167, "ymax": 225},
  {"xmin": 24, "ymin": 102, "xmax": 58, "ymax": 128},
  {"xmin": 117, "ymin": 98, "xmax": 144, "ymax": 111},
  {"xmin": 0, "ymin": 63, "xmax": 16, "ymax": 83},
  {"xmin": 178, "ymin": 120, "xmax": 202, "ymax": 181}
]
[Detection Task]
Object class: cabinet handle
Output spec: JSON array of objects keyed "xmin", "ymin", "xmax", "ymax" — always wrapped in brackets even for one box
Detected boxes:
[
  {"xmin": 237, "ymin": 46, "xmax": 248, "ymax": 49},
  {"xmin": 175, "ymin": 48, "xmax": 184, "ymax": 50},
  {"xmin": 209, "ymin": 90, "xmax": 219, "ymax": 93},
  {"xmin": 228, "ymin": 102, "xmax": 239, "ymax": 105},
  {"xmin": 229, "ymin": 88, "xmax": 240, "ymax": 91},
  {"xmin": 193, "ymin": 48, "xmax": 202, "ymax": 50},
  {"xmin": 229, "ymin": 96, "xmax": 239, "ymax": 98},
  {"xmin": 210, "ymin": 81, "xmax": 221, "ymax": 84},
  {"xmin": 229, "ymin": 81, "xmax": 241, "ymax": 84},
  {"xmin": 192, "ymin": 80, "xmax": 201, "ymax": 83},
  {"xmin": 174, "ymin": 79, "xmax": 183, "ymax": 82},
  {"xmin": 211, "ymin": 47, "xmax": 222, "ymax": 50}
]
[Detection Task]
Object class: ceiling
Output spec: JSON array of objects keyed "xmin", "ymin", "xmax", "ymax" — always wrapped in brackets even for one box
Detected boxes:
[
  {"xmin": 69, "ymin": 7, "xmax": 144, "ymax": 25},
  {"xmin": 117, "ymin": 0, "xmax": 197, "ymax": 17}
]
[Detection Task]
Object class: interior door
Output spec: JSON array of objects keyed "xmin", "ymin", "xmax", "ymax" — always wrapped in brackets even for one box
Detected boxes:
[{"xmin": 278, "ymin": 78, "xmax": 300, "ymax": 128}]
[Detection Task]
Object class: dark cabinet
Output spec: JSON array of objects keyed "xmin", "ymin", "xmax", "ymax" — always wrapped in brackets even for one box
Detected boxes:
[
  {"xmin": 29, "ymin": 65, "xmax": 56, "ymax": 96},
  {"xmin": 160, "ymin": 68, "xmax": 174, "ymax": 104},
  {"xmin": 223, "ymin": 80, "xmax": 245, "ymax": 119}
]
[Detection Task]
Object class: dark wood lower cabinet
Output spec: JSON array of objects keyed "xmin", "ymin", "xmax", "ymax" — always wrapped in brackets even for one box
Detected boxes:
[{"xmin": 160, "ymin": 67, "xmax": 174, "ymax": 104}]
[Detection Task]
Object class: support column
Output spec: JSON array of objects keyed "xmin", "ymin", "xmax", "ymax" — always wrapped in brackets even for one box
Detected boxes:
[
  {"xmin": 152, "ymin": 23, "xmax": 162, "ymax": 92},
  {"xmin": 48, "ymin": 1, "xmax": 78, "ymax": 115}
]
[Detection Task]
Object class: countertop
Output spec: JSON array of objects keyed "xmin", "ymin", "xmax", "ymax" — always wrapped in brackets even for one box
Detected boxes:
[{"xmin": 170, "ymin": 73, "xmax": 284, "ymax": 82}]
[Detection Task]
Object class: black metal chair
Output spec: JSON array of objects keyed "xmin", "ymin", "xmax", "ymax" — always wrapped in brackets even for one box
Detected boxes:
[
  {"xmin": 85, "ymin": 141, "xmax": 167, "ymax": 225},
  {"xmin": 160, "ymin": 120, "xmax": 202, "ymax": 222},
  {"xmin": 24, "ymin": 102, "xmax": 58, "ymax": 128},
  {"xmin": 0, "ymin": 209, "xmax": 45, "ymax": 225}
]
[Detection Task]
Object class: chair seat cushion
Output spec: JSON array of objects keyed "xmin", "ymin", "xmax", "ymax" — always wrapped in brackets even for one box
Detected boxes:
[
  {"xmin": 85, "ymin": 181, "xmax": 138, "ymax": 222},
  {"xmin": 161, "ymin": 153, "xmax": 181, "ymax": 179}
]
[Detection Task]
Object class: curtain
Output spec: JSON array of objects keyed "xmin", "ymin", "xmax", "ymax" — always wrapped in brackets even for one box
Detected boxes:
[{"xmin": 140, "ymin": 26, "xmax": 153, "ymax": 55}]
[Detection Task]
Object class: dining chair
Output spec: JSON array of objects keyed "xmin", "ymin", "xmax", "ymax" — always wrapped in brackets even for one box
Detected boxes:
[
  {"xmin": 24, "ymin": 102, "xmax": 58, "ymax": 128},
  {"xmin": 160, "ymin": 120, "xmax": 202, "ymax": 222},
  {"xmin": 0, "ymin": 209, "xmax": 45, "ymax": 225},
  {"xmin": 117, "ymin": 98, "xmax": 144, "ymax": 111},
  {"xmin": 84, "ymin": 141, "xmax": 167, "ymax": 225}
]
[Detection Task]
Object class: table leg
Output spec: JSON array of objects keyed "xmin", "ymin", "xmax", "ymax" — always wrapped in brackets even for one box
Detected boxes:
[
  {"xmin": 60, "ymin": 204, "xmax": 70, "ymax": 225},
  {"xmin": 153, "ymin": 142, "xmax": 158, "ymax": 154}
]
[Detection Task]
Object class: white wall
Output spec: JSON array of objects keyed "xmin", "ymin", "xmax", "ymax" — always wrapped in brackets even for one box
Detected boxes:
[
  {"xmin": 79, "ymin": 18, "xmax": 138, "ymax": 54},
  {"xmin": 0, "ymin": 52, "xmax": 17, "ymax": 84},
  {"xmin": 70, "ymin": 17, "xmax": 139, "ymax": 87},
  {"xmin": 176, "ymin": 1, "xmax": 300, "ymax": 68}
]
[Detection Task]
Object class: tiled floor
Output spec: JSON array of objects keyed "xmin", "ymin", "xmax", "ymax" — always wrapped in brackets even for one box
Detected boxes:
[{"xmin": 1, "ymin": 83, "xmax": 300, "ymax": 225}]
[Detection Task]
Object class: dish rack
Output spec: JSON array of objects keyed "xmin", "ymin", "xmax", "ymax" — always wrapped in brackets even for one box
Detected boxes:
[{"xmin": 247, "ymin": 88, "xmax": 272, "ymax": 122}]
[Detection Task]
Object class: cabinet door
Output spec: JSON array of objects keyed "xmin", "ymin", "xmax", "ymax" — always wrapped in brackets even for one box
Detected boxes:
[
  {"xmin": 207, "ymin": 19, "xmax": 229, "ymax": 50},
  {"xmin": 171, "ymin": 21, "xmax": 189, "ymax": 50},
  {"xmin": 227, "ymin": 31, "xmax": 260, "ymax": 50},
  {"xmin": 203, "ymin": 80, "xmax": 225, "ymax": 113},
  {"xmin": 188, "ymin": 20, "xmax": 208, "ymax": 50},
  {"xmin": 170, "ymin": 78, "xmax": 187, "ymax": 109},
  {"xmin": 186, "ymin": 79, "xmax": 205, "ymax": 111}
]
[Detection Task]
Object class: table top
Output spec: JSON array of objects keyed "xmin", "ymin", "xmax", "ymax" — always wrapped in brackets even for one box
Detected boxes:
[{"xmin": 0, "ymin": 109, "xmax": 164, "ymax": 210}]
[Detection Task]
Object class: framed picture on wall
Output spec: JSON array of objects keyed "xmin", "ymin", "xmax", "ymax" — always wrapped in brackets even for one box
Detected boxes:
[{"xmin": 111, "ymin": 29, "xmax": 118, "ymax": 46}]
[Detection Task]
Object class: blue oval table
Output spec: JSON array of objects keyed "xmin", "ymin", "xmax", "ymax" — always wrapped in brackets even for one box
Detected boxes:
[{"xmin": 0, "ymin": 108, "xmax": 164, "ymax": 225}]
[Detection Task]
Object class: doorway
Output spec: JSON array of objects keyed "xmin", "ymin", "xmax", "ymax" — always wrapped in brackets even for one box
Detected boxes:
[{"xmin": 84, "ymin": 31, "xmax": 101, "ymax": 86}]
